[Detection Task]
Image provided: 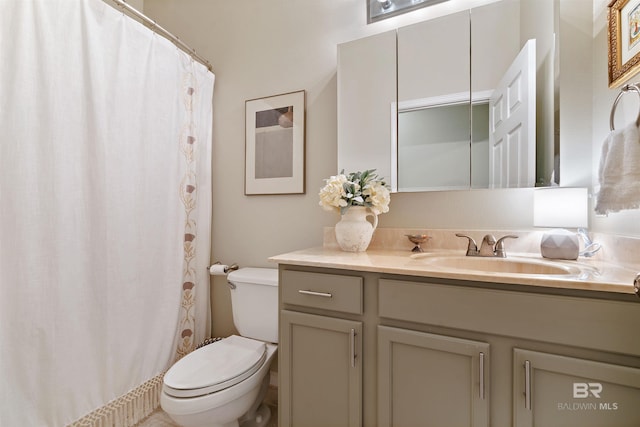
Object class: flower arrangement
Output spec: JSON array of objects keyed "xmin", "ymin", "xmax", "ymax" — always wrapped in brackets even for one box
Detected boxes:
[{"xmin": 319, "ymin": 169, "xmax": 391, "ymax": 215}]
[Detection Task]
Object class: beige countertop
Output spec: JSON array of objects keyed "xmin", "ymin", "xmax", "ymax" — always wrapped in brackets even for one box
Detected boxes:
[{"xmin": 269, "ymin": 246, "xmax": 640, "ymax": 296}]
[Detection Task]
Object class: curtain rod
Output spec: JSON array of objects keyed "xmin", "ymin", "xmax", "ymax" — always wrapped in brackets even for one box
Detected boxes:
[{"xmin": 107, "ymin": 0, "xmax": 213, "ymax": 72}]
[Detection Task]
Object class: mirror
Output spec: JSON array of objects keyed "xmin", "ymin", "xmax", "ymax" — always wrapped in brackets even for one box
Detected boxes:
[
  {"xmin": 396, "ymin": 9, "xmax": 471, "ymax": 191},
  {"xmin": 338, "ymin": 0, "xmax": 559, "ymax": 192},
  {"xmin": 337, "ymin": 30, "xmax": 396, "ymax": 185}
]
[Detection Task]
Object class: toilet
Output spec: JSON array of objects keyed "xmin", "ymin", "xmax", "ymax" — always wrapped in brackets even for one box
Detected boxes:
[{"xmin": 161, "ymin": 267, "xmax": 278, "ymax": 427}]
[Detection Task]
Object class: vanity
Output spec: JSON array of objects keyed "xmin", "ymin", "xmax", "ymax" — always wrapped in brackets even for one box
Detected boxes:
[
  {"xmin": 270, "ymin": 0, "xmax": 640, "ymax": 424},
  {"xmin": 270, "ymin": 229, "xmax": 640, "ymax": 427}
]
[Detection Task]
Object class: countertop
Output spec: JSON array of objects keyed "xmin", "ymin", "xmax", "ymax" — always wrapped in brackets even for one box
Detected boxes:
[{"xmin": 269, "ymin": 247, "xmax": 640, "ymax": 296}]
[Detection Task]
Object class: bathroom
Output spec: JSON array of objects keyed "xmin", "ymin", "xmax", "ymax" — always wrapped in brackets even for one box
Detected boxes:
[
  {"xmin": 166, "ymin": 0, "xmax": 639, "ymax": 407},
  {"xmin": 2, "ymin": 0, "xmax": 640, "ymax": 426},
  {"xmin": 140, "ymin": 0, "xmax": 638, "ymax": 340},
  {"xmin": 144, "ymin": 0, "xmax": 640, "ymax": 424}
]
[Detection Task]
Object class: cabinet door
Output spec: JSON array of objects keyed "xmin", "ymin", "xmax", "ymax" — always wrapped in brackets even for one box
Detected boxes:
[
  {"xmin": 396, "ymin": 11, "xmax": 471, "ymax": 192},
  {"xmin": 279, "ymin": 310, "xmax": 362, "ymax": 427},
  {"xmin": 514, "ymin": 349, "xmax": 640, "ymax": 427},
  {"xmin": 337, "ymin": 30, "xmax": 396, "ymax": 188},
  {"xmin": 378, "ymin": 326, "xmax": 489, "ymax": 427}
]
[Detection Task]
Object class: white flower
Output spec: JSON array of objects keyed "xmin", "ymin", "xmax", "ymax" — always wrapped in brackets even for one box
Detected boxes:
[
  {"xmin": 319, "ymin": 174, "xmax": 348, "ymax": 212},
  {"xmin": 319, "ymin": 169, "xmax": 391, "ymax": 215},
  {"xmin": 363, "ymin": 181, "xmax": 390, "ymax": 214}
]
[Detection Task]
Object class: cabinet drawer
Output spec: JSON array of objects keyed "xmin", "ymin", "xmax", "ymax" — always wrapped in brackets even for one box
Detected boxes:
[{"xmin": 281, "ymin": 270, "xmax": 363, "ymax": 314}]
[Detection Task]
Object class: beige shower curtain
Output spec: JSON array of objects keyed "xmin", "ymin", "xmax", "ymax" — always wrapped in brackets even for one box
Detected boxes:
[{"xmin": 0, "ymin": 0, "xmax": 214, "ymax": 425}]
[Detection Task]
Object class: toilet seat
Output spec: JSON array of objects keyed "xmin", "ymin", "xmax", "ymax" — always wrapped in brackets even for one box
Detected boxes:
[{"xmin": 163, "ymin": 335, "xmax": 267, "ymax": 398}]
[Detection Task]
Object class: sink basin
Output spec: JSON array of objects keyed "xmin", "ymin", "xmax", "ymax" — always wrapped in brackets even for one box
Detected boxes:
[{"xmin": 410, "ymin": 254, "xmax": 587, "ymax": 276}]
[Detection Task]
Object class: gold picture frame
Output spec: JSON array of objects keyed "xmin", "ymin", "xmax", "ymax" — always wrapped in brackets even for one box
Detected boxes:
[
  {"xmin": 608, "ymin": 0, "xmax": 640, "ymax": 87},
  {"xmin": 244, "ymin": 90, "xmax": 306, "ymax": 195}
]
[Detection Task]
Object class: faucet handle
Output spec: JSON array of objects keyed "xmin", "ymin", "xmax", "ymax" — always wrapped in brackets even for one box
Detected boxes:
[
  {"xmin": 455, "ymin": 233, "xmax": 478, "ymax": 256},
  {"xmin": 494, "ymin": 235, "xmax": 518, "ymax": 258}
]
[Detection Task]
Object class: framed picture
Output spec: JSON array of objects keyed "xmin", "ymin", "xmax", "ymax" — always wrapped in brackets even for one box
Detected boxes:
[
  {"xmin": 244, "ymin": 90, "xmax": 306, "ymax": 195},
  {"xmin": 608, "ymin": 0, "xmax": 640, "ymax": 87}
]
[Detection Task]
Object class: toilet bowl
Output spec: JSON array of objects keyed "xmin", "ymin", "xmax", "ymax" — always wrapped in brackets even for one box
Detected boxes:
[
  {"xmin": 161, "ymin": 336, "xmax": 277, "ymax": 427},
  {"xmin": 160, "ymin": 268, "xmax": 278, "ymax": 427}
]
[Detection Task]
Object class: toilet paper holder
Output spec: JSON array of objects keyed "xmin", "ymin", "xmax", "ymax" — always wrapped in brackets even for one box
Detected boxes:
[{"xmin": 207, "ymin": 262, "xmax": 239, "ymax": 274}]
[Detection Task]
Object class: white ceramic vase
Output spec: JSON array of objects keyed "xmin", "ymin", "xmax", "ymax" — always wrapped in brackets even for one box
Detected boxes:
[{"xmin": 334, "ymin": 206, "xmax": 378, "ymax": 252}]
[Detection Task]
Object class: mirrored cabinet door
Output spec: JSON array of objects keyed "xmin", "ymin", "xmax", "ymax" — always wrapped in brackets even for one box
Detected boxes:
[
  {"xmin": 337, "ymin": 30, "xmax": 396, "ymax": 185},
  {"xmin": 337, "ymin": 0, "xmax": 558, "ymax": 193},
  {"xmin": 397, "ymin": 10, "xmax": 470, "ymax": 101},
  {"xmin": 397, "ymin": 11, "xmax": 470, "ymax": 192},
  {"xmin": 470, "ymin": 0, "xmax": 521, "ymax": 189}
]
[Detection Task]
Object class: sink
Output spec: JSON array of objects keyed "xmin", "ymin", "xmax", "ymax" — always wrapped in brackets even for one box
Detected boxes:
[{"xmin": 409, "ymin": 253, "xmax": 589, "ymax": 277}]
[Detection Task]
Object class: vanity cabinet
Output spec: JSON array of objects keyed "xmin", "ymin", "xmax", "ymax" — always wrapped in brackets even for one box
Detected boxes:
[
  {"xmin": 378, "ymin": 326, "xmax": 489, "ymax": 427},
  {"xmin": 277, "ymin": 265, "xmax": 640, "ymax": 427},
  {"xmin": 278, "ymin": 269, "xmax": 364, "ymax": 427},
  {"xmin": 279, "ymin": 310, "xmax": 362, "ymax": 427},
  {"xmin": 379, "ymin": 277, "xmax": 640, "ymax": 426},
  {"xmin": 513, "ymin": 349, "xmax": 640, "ymax": 427}
]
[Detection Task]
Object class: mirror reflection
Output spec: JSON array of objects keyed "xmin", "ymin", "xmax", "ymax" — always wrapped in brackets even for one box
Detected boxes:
[
  {"xmin": 396, "ymin": 9, "xmax": 471, "ymax": 191},
  {"xmin": 338, "ymin": 0, "xmax": 559, "ymax": 193}
]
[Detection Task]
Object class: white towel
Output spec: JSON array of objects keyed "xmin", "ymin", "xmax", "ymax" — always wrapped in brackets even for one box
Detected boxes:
[{"xmin": 595, "ymin": 121, "xmax": 640, "ymax": 214}]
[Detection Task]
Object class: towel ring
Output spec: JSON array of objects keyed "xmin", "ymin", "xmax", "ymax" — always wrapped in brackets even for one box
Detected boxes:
[{"xmin": 610, "ymin": 83, "xmax": 640, "ymax": 131}]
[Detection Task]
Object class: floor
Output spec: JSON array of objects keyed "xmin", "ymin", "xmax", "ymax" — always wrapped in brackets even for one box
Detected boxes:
[
  {"xmin": 137, "ymin": 386, "xmax": 278, "ymax": 427},
  {"xmin": 136, "ymin": 409, "xmax": 178, "ymax": 427}
]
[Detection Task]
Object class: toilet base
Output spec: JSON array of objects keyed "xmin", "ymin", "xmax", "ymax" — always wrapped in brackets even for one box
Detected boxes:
[
  {"xmin": 235, "ymin": 367, "xmax": 271, "ymax": 427},
  {"xmin": 238, "ymin": 403, "xmax": 271, "ymax": 427}
]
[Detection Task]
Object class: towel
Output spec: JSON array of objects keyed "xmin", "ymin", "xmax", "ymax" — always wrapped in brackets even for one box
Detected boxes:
[{"xmin": 595, "ymin": 121, "xmax": 640, "ymax": 214}]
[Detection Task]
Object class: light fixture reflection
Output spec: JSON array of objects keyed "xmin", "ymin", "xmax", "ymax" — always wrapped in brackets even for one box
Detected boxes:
[
  {"xmin": 378, "ymin": 0, "xmax": 392, "ymax": 10},
  {"xmin": 368, "ymin": 0, "xmax": 450, "ymax": 23}
]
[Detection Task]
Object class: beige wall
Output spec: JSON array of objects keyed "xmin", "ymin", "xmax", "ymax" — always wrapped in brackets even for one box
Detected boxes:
[
  {"xmin": 143, "ymin": 0, "xmax": 639, "ymax": 337},
  {"xmin": 589, "ymin": 0, "xmax": 640, "ymax": 236},
  {"xmin": 128, "ymin": 0, "xmax": 143, "ymax": 10},
  {"xmin": 105, "ymin": 0, "xmax": 144, "ymax": 13}
]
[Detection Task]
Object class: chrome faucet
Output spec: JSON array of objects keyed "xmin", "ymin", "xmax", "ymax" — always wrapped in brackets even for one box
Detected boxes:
[
  {"xmin": 478, "ymin": 234, "xmax": 497, "ymax": 256},
  {"xmin": 456, "ymin": 233, "xmax": 518, "ymax": 258}
]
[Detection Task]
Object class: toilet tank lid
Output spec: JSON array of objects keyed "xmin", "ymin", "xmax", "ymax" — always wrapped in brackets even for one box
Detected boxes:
[{"xmin": 227, "ymin": 267, "xmax": 278, "ymax": 286}]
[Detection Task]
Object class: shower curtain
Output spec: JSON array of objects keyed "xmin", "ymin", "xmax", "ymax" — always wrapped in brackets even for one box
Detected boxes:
[{"xmin": 0, "ymin": 1, "xmax": 214, "ymax": 426}]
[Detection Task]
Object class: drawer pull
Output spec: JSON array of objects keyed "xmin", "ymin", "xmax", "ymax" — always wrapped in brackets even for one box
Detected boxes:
[
  {"xmin": 524, "ymin": 360, "xmax": 532, "ymax": 410},
  {"xmin": 479, "ymin": 352, "xmax": 485, "ymax": 400},
  {"xmin": 298, "ymin": 289, "xmax": 333, "ymax": 298},
  {"xmin": 350, "ymin": 328, "xmax": 356, "ymax": 368}
]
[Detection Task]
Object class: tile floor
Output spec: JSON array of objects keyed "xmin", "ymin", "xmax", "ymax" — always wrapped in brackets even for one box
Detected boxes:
[
  {"xmin": 136, "ymin": 386, "xmax": 278, "ymax": 427},
  {"xmin": 136, "ymin": 409, "xmax": 178, "ymax": 427}
]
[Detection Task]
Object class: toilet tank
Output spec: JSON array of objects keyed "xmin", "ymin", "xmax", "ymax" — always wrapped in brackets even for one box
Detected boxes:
[{"xmin": 227, "ymin": 268, "xmax": 279, "ymax": 343}]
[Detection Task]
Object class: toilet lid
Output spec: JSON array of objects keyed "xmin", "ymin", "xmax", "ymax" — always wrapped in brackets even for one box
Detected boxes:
[{"xmin": 163, "ymin": 335, "xmax": 266, "ymax": 398}]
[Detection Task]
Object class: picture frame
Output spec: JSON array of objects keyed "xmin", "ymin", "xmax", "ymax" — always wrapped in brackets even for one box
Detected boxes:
[
  {"xmin": 608, "ymin": 0, "xmax": 640, "ymax": 87},
  {"xmin": 244, "ymin": 90, "xmax": 306, "ymax": 195}
]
